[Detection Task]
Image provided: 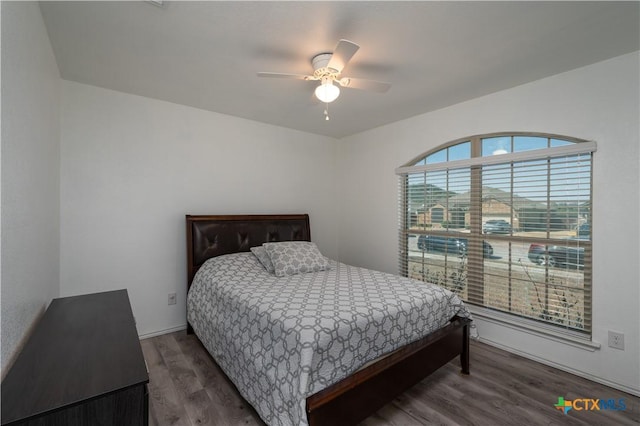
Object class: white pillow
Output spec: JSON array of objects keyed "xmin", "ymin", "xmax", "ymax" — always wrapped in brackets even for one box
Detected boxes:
[{"xmin": 263, "ymin": 241, "xmax": 330, "ymax": 277}]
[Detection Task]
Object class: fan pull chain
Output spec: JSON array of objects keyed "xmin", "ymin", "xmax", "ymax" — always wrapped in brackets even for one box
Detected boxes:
[{"xmin": 324, "ymin": 103, "xmax": 330, "ymax": 121}]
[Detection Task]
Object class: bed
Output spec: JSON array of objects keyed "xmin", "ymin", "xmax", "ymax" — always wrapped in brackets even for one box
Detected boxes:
[{"xmin": 186, "ymin": 214, "xmax": 471, "ymax": 426}]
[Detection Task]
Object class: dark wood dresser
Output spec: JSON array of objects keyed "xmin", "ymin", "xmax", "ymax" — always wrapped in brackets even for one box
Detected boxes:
[{"xmin": 1, "ymin": 290, "xmax": 149, "ymax": 425}]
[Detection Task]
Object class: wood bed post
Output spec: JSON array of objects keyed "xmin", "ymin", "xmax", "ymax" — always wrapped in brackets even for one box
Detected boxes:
[
  {"xmin": 186, "ymin": 215, "xmax": 195, "ymax": 335},
  {"xmin": 461, "ymin": 321, "xmax": 470, "ymax": 375}
]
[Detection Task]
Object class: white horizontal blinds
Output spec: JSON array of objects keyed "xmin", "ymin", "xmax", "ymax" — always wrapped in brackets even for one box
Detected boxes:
[
  {"xmin": 398, "ymin": 134, "xmax": 595, "ymax": 337},
  {"xmin": 399, "ymin": 167, "xmax": 471, "ymax": 297},
  {"xmin": 476, "ymin": 153, "xmax": 592, "ymax": 334}
]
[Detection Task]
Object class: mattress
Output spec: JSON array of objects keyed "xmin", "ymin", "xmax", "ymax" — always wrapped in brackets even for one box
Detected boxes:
[{"xmin": 187, "ymin": 252, "xmax": 471, "ymax": 426}]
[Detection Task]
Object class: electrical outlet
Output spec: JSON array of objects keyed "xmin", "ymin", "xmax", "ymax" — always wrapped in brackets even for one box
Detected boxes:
[
  {"xmin": 168, "ymin": 292, "xmax": 177, "ymax": 305},
  {"xmin": 608, "ymin": 331, "xmax": 624, "ymax": 350}
]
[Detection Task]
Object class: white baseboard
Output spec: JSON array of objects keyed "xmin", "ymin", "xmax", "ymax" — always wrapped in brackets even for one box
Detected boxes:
[
  {"xmin": 477, "ymin": 337, "xmax": 640, "ymax": 398},
  {"xmin": 138, "ymin": 324, "xmax": 187, "ymax": 340}
]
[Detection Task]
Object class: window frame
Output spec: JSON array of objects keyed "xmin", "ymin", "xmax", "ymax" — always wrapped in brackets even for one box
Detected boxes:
[{"xmin": 397, "ymin": 132, "xmax": 596, "ymax": 339}]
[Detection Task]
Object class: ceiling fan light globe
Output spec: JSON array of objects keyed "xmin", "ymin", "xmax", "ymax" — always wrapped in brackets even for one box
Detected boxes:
[{"xmin": 315, "ymin": 82, "xmax": 340, "ymax": 103}]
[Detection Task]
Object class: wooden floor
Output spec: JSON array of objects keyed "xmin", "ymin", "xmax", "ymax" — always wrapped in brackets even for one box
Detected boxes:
[{"xmin": 141, "ymin": 332, "xmax": 639, "ymax": 425}]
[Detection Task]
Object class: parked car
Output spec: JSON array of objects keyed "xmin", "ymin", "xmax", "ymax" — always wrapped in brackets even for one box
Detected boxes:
[
  {"xmin": 576, "ymin": 223, "xmax": 591, "ymax": 238},
  {"xmin": 417, "ymin": 235, "xmax": 493, "ymax": 257},
  {"xmin": 527, "ymin": 242, "xmax": 584, "ymax": 268},
  {"xmin": 483, "ymin": 220, "xmax": 512, "ymax": 234}
]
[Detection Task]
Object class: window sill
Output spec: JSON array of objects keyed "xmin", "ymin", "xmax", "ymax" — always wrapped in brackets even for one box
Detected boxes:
[{"xmin": 468, "ymin": 306, "xmax": 601, "ymax": 352}]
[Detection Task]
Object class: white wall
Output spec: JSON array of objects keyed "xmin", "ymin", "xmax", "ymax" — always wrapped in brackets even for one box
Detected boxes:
[
  {"xmin": 338, "ymin": 52, "xmax": 640, "ymax": 395},
  {"xmin": 59, "ymin": 81, "xmax": 339, "ymax": 337},
  {"xmin": 1, "ymin": 2, "xmax": 61, "ymax": 374}
]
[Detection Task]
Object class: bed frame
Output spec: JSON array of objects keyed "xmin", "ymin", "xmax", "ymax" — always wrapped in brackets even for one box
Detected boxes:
[{"xmin": 186, "ymin": 214, "xmax": 470, "ymax": 426}]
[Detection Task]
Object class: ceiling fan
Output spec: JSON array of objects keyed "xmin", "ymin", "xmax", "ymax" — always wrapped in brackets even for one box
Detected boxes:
[{"xmin": 257, "ymin": 39, "xmax": 391, "ymax": 119}]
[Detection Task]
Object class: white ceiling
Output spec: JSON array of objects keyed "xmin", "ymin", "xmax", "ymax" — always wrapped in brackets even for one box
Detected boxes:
[{"xmin": 40, "ymin": 1, "xmax": 639, "ymax": 139}]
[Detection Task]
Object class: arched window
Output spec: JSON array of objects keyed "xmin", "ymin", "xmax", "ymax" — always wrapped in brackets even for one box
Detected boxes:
[{"xmin": 396, "ymin": 133, "xmax": 596, "ymax": 338}]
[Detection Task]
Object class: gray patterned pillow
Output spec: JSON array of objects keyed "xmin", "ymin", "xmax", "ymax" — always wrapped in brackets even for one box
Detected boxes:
[
  {"xmin": 263, "ymin": 241, "xmax": 330, "ymax": 277},
  {"xmin": 250, "ymin": 246, "xmax": 275, "ymax": 274}
]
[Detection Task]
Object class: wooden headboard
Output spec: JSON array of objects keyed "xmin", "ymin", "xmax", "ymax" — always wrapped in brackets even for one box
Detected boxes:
[{"xmin": 185, "ymin": 214, "xmax": 311, "ymax": 290}]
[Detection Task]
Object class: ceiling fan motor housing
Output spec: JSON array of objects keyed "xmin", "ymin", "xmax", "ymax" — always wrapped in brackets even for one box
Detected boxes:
[{"xmin": 312, "ymin": 53, "xmax": 338, "ymax": 76}]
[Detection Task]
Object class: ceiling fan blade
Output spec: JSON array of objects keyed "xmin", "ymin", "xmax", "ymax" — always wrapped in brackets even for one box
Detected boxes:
[
  {"xmin": 327, "ymin": 39, "xmax": 359, "ymax": 73},
  {"xmin": 338, "ymin": 77, "xmax": 391, "ymax": 93},
  {"xmin": 257, "ymin": 72, "xmax": 316, "ymax": 80}
]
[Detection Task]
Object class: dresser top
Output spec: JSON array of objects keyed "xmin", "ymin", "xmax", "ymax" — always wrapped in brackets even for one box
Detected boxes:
[{"xmin": 1, "ymin": 289, "xmax": 149, "ymax": 424}]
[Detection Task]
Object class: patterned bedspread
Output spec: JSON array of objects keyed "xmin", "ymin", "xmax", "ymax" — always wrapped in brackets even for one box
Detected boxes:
[{"xmin": 187, "ymin": 252, "xmax": 471, "ymax": 426}]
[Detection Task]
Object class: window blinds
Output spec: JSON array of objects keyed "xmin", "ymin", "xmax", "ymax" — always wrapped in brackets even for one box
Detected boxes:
[{"xmin": 398, "ymin": 137, "xmax": 595, "ymax": 336}]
